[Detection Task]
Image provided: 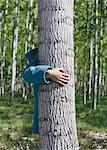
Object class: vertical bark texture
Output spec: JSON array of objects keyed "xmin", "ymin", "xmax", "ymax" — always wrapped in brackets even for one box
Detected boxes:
[
  {"xmin": 88, "ymin": 0, "xmax": 93, "ymax": 100},
  {"xmin": 98, "ymin": 0, "xmax": 103, "ymax": 100},
  {"xmin": 1, "ymin": 0, "xmax": 8, "ymax": 95},
  {"xmin": 83, "ymin": 0, "xmax": 88, "ymax": 104},
  {"xmin": 0, "ymin": 10, "xmax": 2, "ymax": 96},
  {"xmin": 11, "ymin": 0, "xmax": 19, "ymax": 99},
  {"xmin": 38, "ymin": 0, "xmax": 79, "ymax": 150},
  {"xmin": 93, "ymin": 0, "xmax": 98, "ymax": 110}
]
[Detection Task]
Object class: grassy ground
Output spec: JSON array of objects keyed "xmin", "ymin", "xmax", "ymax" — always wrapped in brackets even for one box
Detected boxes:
[
  {"xmin": 76, "ymin": 96, "xmax": 107, "ymax": 150},
  {"xmin": 0, "ymin": 95, "xmax": 107, "ymax": 150}
]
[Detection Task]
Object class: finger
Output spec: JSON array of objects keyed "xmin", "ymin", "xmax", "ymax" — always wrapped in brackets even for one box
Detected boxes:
[
  {"xmin": 58, "ymin": 68, "xmax": 66, "ymax": 73},
  {"xmin": 62, "ymin": 73, "xmax": 69, "ymax": 77},
  {"xmin": 57, "ymin": 80, "xmax": 65, "ymax": 86},
  {"xmin": 59, "ymin": 78, "xmax": 69, "ymax": 84},
  {"xmin": 61, "ymin": 76, "xmax": 69, "ymax": 81}
]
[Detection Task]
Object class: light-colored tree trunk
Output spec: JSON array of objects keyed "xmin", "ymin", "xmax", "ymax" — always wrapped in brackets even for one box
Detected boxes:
[
  {"xmin": 83, "ymin": 0, "xmax": 88, "ymax": 105},
  {"xmin": 88, "ymin": 0, "xmax": 93, "ymax": 100},
  {"xmin": 89, "ymin": 37, "xmax": 93, "ymax": 100},
  {"xmin": 24, "ymin": 0, "xmax": 33, "ymax": 101},
  {"xmin": 102, "ymin": 60, "xmax": 106, "ymax": 96},
  {"xmin": 38, "ymin": 0, "xmax": 79, "ymax": 150},
  {"xmin": 0, "ymin": 9, "xmax": 2, "ymax": 97},
  {"xmin": 32, "ymin": 2, "xmax": 38, "ymax": 49},
  {"xmin": 1, "ymin": 0, "xmax": 8, "ymax": 96},
  {"xmin": 27, "ymin": 0, "xmax": 33, "ymax": 50},
  {"xmin": 75, "ymin": 46, "xmax": 78, "ymax": 95},
  {"xmin": 25, "ymin": 1, "xmax": 30, "ymax": 54},
  {"xmin": 11, "ymin": 0, "xmax": 19, "ymax": 100},
  {"xmin": 93, "ymin": 0, "xmax": 98, "ymax": 110},
  {"xmin": 98, "ymin": 0, "xmax": 103, "ymax": 101}
]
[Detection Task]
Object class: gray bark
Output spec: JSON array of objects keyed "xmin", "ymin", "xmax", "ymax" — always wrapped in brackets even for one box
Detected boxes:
[
  {"xmin": 0, "ymin": 10, "xmax": 2, "ymax": 96},
  {"xmin": 83, "ymin": 0, "xmax": 88, "ymax": 104},
  {"xmin": 1, "ymin": 0, "xmax": 8, "ymax": 95},
  {"xmin": 98, "ymin": 0, "xmax": 103, "ymax": 101},
  {"xmin": 25, "ymin": 1, "xmax": 30, "ymax": 54},
  {"xmin": 93, "ymin": 0, "xmax": 98, "ymax": 110},
  {"xmin": 11, "ymin": 0, "xmax": 19, "ymax": 99},
  {"xmin": 32, "ymin": 2, "xmax": 38, "ymax": 49},
  {"xmin": 27, "ymin": 0, "xmax": 33, "ymax": 50},
  {"xmin": 89, "ymin": 37, "xmax": 93, "ymax": 100},
  {"xmin": 38, "ymin": 0, "xmax": 79, "ymax": 150},
  {"xmin": 88, "ymin": 0, "xmax": 93, "ymax": 100}
]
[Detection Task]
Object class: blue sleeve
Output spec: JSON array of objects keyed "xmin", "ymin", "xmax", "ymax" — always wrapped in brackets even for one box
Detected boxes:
[{"xmin": 22, "ymin": 65, "xmax": 52, "ymax": 85}]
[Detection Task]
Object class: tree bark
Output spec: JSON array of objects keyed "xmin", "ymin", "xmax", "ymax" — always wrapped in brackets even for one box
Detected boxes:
[
  {"xmin": 1, "ymin": 0, "xmax": 8, "ymax": 96},
  {"xmin": 11, "ymin": 0, "xmax": 19, "ymax": 100},
  {"xmin": 93, "ymin": 0, "xmax": 98, "ymax": 110},
  {"xmin": 98, "ymin": 0, "xmax": 103, "ymax": 101},
  {"xmin": 83, "ymin": 0, "xmax": 88, "ymax": 104},
  {"xmin": 88, "ymin": 0, "xmax": 94, "ymax": 100},
  {"xmin": 38, "ymin": 0, "xmax": 79, "ymax": 150},
  {"xmin": 0, "ymin": 9, "xmax": 2, "ymax": 97}
]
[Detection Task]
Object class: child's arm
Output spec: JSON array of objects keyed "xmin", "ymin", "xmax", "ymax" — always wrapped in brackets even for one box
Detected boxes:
[
  {"xmin": 22, "ymin": 65, "xmax": 69, "ymax": 85},
  {"xmin": 22, "ymin": 65, "xmax": 52, "ymax": 85}
]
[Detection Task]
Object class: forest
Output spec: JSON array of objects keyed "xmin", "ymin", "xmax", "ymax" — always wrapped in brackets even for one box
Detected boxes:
[{"xmin": 0, "ymin": 0, "xmax": 107, "ymax": 149}]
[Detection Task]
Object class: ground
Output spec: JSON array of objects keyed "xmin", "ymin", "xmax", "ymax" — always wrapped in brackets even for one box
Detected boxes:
[{"xmin": 0, "ymin": 94, "xmax": 107, "ymax": 150}]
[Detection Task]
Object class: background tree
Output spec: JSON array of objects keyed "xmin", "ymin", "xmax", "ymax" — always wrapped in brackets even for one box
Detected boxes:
[{"xmin": 11, "ymin": 0, "xmax": 19, "ymax": 101}]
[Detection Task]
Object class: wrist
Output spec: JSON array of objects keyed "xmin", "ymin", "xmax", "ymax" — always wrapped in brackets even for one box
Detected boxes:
[{"xmin": 45, "ymin": 69, "xmax": 52, "ymax": 79}]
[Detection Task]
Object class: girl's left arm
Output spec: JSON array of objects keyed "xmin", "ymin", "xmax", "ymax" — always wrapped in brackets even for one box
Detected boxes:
[{"xmin": 22, "ymin": 65, "xmax": 52, "ymax": 85}]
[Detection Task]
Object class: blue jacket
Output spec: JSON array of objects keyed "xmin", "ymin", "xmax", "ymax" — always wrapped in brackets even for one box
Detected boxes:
[{"xmin": 22, "ymin": 49, "xmax": 52, "ymax": 134}]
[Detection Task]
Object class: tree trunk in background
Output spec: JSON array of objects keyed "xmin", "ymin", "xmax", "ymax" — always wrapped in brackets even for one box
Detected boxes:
[
  {"xmin": 25, "ymin": 1, "xmax": 30, "ymax": 54},
  {"xmin": 98, "ymin": 0, "xmax": 103, "ymax": 101},
  {"xmin": 0, "ymin": 10, "xmax": 2, "ymax": 97},
  {"xmin": 93, "ymin": 0, "xmax": 98, "ymax": 110},
  {"xmin": 89, "ymin": 37, "xmax": 93, "ymax": 100},
  {"xmin": 88, "ymin": 0, "xmax": 93, "ymax": 100},
  {"xmin": 75, "ymin": 46, "xmax": 79, "ymax": 96},
  {"xmin": 83, "ymin": 0, "xmax": 88, "ymax": 105},
  {"xmin": 1, "ymin": 0, "xmax": 8, "ymax": 96},
  {"xmin": 38, "ymin": 0, "xmax": 79, "ymax": 150},
  {"xmin": 102, "ymin": 60, "xmax": 106, "ymax": 96},
  {"xmin": 32, "ymin": 2, "xmax": 38, "ymax": 49},
  {"xmin": 11, "ymin": 0, "xmax": 19, "ymax": 100},
  {"xmin": 27, "ymin": 0, "xmax": 33, "ymax": 50}
]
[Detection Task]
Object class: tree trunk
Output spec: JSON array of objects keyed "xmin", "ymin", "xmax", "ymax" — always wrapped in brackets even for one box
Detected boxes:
[
  {"xmin": 93, "ymin": 0, "xmax": 98, "ymax": 110},
  {"xmin": 88, "ymin": 0, "xmax": 94, "ymax": 100},
  {"xmin": 0, "ymin": 10, "xmax": 2, "ymax": 97},
  {"xmin": 89, "ymin": 37, "xmax": 93, "ymax": 100},
  {"xmin": 98, "ymin": 0, "xmax": 103, "ymax": 101},
  {"xmin": 38, "ymin": 0, "xmax": 79, "ymax": 150},
  {"xmin": 11, "ymin": 0, "xmax": 19, "ymax": 100},
  {"xmin": 1, "ymin": 0, "xmax": 8, "ymax": 96},
  {"xmin": 83, "ymin": 0, "xmax": 88, "ymax": 105},
  {"xmin": 27, "ymin": 0, "xmax": 33, "ymax": 50}
]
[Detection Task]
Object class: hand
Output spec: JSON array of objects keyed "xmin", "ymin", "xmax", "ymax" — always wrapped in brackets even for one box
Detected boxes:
[{"xmin": 45, "ymin": 68, "xmax": 70, "ymax": 86}]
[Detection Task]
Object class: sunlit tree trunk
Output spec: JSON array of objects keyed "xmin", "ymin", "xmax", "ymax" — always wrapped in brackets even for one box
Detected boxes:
[
  {"xmin": 93, "ymin": 0, "xmax": 98, "ymax": 110},
  {"xmin": 0, "ymin": 9, "xmax": 2, "ymax": 97},
  {"xmin": 98, "ymin": 0, "xmax": 104, "ymax": 101},
  {"xmin": 38, "ymin": 0, "xmax": 79, "ymax": 149},
  {"xmin": 11, "ymin": 0, "xmax": 19, "ymax": 100},
  {"xmin": 83, "ymin": 0, "xmax": 88, "ymax": 104},
  {"xmin": 32, "ymin": 2, "xmax": 38, "ymax": 49},
  {"xmin": 89, "ymin": 37, "xmax": 93, "ymax": 100},
  {"xmin": 88, "ymin": 0, "xmax": 93, "ymax": 100},
  {"xmin": 27, "ymin": 0, "xmax": 33, "ymax": 50},
  {"xmin": 1, "ymin": 0, "xmax": 8, "ymax": 96}
]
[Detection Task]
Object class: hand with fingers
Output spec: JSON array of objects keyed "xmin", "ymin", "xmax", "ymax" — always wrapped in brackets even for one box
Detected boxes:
[{"xmin": 45, "ymin": 68, "xmax": 70, "ymax": 86}]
